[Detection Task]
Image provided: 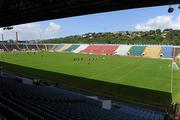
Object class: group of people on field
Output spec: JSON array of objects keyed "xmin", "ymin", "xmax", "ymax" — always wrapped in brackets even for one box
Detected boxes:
[{"xmin": 73, "ymin": 56, "xmax": 106, "ymax": 64}]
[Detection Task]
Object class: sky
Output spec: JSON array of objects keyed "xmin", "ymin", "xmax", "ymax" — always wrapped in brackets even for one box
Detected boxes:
[{"xmin": 0, "ymin": 5, "xmax": 180, "ymax": 40}]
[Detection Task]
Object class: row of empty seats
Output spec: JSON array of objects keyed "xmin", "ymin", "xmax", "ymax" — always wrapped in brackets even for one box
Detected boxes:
[
  {"xmin": 0, "ymin": 43, "xmax": 180, "ymax": 58},
  {"xmin": 144, "ymin": 46, "xmax": 161, "ymax": 58},
  {"xmin": 56, "ymin": 44, "xmax": 178, "ymax": 58},
  {"xmin": 64, "ymin": 45, "xmax": 80, "ymax": 52},
  {"xmin": 59, "ymin": 44, "xmax": 71, "ymax": 52},
  {"xmin": 162, "ymin": 47, "xmax": 173, "ymax": 58},
  {"xmin": 73, "ymin": 44, "xmax": 89, "ymax": 53},
  {"xmin": 81, "ymin": 44, "xmax": 119, "ymax": 55},
  {"xmin": 0, "ymin": 44, "xmax": 46, "ymax": 52},
  {"xmin": 0, "ymin": 74, "xmax": 165, "ymax": 120},
  {"xmin": 129, "ymin": 46, "xmax": 146, "ymax": 56},
  {"xmin": 115, "ymin": 45, "xmax": 132, "ymax": 56},
  {"xmin": 175, "ymin": 48, "xmax": 180, "ymax": 57},
  {"xmin": 51, "ymin": 45, "xmax": 64, "ymax": 52}
]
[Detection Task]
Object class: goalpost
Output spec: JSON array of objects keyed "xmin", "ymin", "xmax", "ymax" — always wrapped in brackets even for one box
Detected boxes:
[
  {"xmin": 171, "ymin": 47, "xmax": 180, "ymax": 93},
  {"xmin": 172, "ymin": 47, "xmax": 180, "ymax": 71},
  {"xmin": 172, "ymin": 62, "xmax": 179, "ymax": 71}
]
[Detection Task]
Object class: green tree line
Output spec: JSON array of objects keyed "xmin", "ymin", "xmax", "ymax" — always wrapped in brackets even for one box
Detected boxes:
[{"xmin": 41, "ymin": 29, "xmax": 180, "ymax": 45}]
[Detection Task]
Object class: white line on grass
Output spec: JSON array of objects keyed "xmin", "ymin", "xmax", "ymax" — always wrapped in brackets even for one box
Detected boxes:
[
  {"xmin": 171, "ymin": 61, "xmax": 174, "ymax": 93},
  {"xmin": 171, "ymin": 47, "xmax": 175, "ymax": 93},
  {"xmin": 89, "ymin": 60, "xmax": 139, "ymax": 78},
  {"xmin": 115, "ymin": 62, "xmax": 149, "ymax": 82}
]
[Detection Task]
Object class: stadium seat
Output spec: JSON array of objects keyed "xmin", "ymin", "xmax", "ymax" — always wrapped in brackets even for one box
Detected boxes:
[
  {"xmin": 144, "ymin": 46, "xmax": 161, "ymax": 58},
  {"xmin": 4, "ymin": 44, "xmax": 20, "ymax": 51},
  {"xmin": 46, "ymin": 45, "xmax": 54, "ymax": 51},
  {"xmin": 129, "ymin": 46, "xmax": 146, "ymax": 56},
  {"xmin": 81, "ymin": 44, "xmax": 119, "ymax": 55},
  {"xmin": 115, "ymin": 45, "xmax": 132, "ymax": 56},
  {"xmin": 27, "ymin": 44, "xmax": 38, "ymax": 51},
  {"xmin": 18, "ymin": 44, "xmax": 28, "ymax": 51},
  {"xmin": 58, "ymin": 44, "xmax": 71, "ymax": 52},
  {"xmin": 73, "ymin": 44, "xmax": 89, "ymax": 53},
  {"xmin": 64, "ymin": 45, "xmax": 80, "ymax": 53},
  {"xmin": 51, "ymin": 44, "xmax": 64, "ymax": 52},
  {"xmin": 162, "ymin": 46, "xmax": 173, "ymax": 58},
  {"xmin": 0, "ymin": 75, "xmax": 165, "ymax": 120},
  {"xmin": 37, "ymin": 45, "xmax": 46, "ymax": 51},
  {"xmin": 0, "ymin": 44, "xmax": 7, "ymax": 51},
  {"xmin": 175, "ymin": 47, "xmax": 180, "ymax": 57}
]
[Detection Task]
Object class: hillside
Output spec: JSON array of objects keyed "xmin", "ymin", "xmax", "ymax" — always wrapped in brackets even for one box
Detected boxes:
[{"xmin": 41, "ymin": 29, "xmax": 180, "ymax": 45}]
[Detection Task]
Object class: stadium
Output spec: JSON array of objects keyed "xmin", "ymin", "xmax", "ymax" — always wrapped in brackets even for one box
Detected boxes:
[
  {"xmin": 0, "ymin": 42, "xmax": 180, "ymax": 119},
  {"xmin": 0, "ymin": 0, "xmax": 180, "ymax": 120}
]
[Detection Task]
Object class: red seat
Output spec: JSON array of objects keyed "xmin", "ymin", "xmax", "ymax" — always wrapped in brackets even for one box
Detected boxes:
[{"xmin": 81, "ymin": 45, "xmax": 118, "ymax": 55}]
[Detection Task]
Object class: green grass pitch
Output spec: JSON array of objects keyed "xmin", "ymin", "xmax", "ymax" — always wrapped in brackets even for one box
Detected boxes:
[{"xmin": 0, "ymin": 52, "xmax": 179, "ymax": 104}]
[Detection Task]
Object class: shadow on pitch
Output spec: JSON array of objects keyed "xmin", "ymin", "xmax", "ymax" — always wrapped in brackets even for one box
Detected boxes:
[{"xmin": 0, "ymin": 61, "xmax": 172, "ymax": 111}]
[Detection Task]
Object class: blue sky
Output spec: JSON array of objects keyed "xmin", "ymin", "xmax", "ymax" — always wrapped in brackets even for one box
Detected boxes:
[
  {"xmin": 53, "ymin": 5, "xmax": 178, "ymax": 35},
  {"xmin": 1, "ymin": 5, "xmax": 180, "ymax": 40}
]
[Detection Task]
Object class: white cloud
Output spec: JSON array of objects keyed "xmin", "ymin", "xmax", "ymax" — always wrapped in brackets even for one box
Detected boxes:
[
  {"xmin": 0, "ymin": 22, "xmax": 61, "ymax": 40},
  {"xmin": 46, "ymin": 22, "xmax": 61, "ymax": 33},
  {"xmin": 135, "ymin": 15, "xmax": 180, "ymax": 31}
]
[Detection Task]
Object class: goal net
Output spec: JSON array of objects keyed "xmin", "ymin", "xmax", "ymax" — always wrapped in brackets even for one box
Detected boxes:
[{"xmin": 172, "ymin": 62, "xmax": 179, "ymax": 71}]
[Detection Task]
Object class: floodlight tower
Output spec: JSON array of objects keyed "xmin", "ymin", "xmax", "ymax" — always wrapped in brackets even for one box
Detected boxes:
[{"xmin": 16, "ymin": 32, "xmax": 19, "ymax": 43}]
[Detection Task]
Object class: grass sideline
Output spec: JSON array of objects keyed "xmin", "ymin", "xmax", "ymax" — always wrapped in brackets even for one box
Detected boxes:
[{"xmin": 0, "ymin": 52, "xmax": 178, "ymax": 110}]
